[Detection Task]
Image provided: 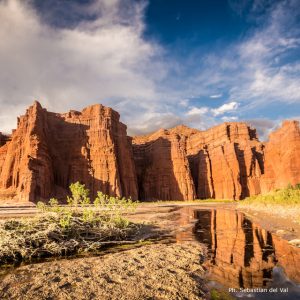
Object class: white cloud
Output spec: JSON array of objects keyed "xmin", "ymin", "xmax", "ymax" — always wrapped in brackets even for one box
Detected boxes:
[
  {"xmin": 0, "ymin": 0, "xmax": 164, "ymax": 134},
  {"xmin": 178, "ymin": 99, "xmax": 189, "ymax": 107},
  {"xmin": 127, "ymin": 111, "xmax": 183, "ymax": 136},
  {"xmin": 211, "ymin": 102, "xmax": 239, "ymax": 116},
  {"xmin": 186, "ymin": 107, "xmax": 209, "ymax": 116},
  {"xmin": 190, "ymin": 0, "xmax": 300, "ymax": 117},
  {"xmin": 210, "ymin": 94, "xmax": 223, "ymax": 99},
  {"xmin": 229, "ymin": 1, "xmax": 300, "ymax": 108},
  {"xmin": 221, "ymin": 116, "xmax": 238, "ymax": 122}
]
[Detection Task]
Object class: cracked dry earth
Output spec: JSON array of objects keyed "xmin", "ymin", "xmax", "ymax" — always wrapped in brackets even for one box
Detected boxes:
[{"xmin": 0, "ymin": 242, "xmax": 206, "ymax": 300}]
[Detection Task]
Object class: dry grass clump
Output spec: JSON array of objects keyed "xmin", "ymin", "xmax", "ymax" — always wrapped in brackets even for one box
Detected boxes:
[{"xmin": 0, "ymin": 182, "xmax": 139, "ymax": 266}]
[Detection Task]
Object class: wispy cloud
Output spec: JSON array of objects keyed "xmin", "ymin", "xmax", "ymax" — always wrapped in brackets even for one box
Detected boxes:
[
  {"xmin": 211, "ymin": 102, "xmax": 239, "ymax": 116},
  {"xmin": 210, "ymin": 94, "xmax": 223, "ymax": 99},
  {"xmin": 225, "ymin": 0, "xmax": 300, "ymax": 108},
  {"xmin": 186, "ymin": 107, "xmax": 209, "ymax": 116}
]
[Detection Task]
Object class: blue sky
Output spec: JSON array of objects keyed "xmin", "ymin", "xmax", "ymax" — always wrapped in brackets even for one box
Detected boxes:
[{"xmin": 0, "ymin": 0, "xmax": 299, "ymax": 139}]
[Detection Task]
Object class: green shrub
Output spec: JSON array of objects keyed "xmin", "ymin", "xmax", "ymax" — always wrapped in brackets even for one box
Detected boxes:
[
  {"xmin": 210, "ymin": 289, "xmax": 234, "ymax": 300},
  {"xmin": 36, "ymin": 182, "xmax": 138, "ymax": 229},
  {"xmin": 67, "ymin": 182, "xmax": 90, "ymax": 207},
  {"xmin": 239, "ymin": 183, "xmax": 300, "ymax": 206}
]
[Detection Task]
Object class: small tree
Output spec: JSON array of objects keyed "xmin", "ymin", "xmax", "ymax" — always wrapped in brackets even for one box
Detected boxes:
[{"xmin": 67, "ymin": 182, "xmax": 90, "ymax": 208}]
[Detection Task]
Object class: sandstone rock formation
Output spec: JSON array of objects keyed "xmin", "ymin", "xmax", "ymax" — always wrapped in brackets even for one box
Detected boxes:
[
  {"xmin": 0, "ymin": 102, "xmax": 138, "ymax": 202},
  {"xmin": 0, "ymin": 102, "xmax": 299, "ymax": 203},
  {"xmin": 261, "ymin": 120, "xmax": 300, "ymax": 192},
  {"xmin": 133, "ymin": 128, "xmax": 196, "ymax": 201},
  {"xmin": 133, "ymin": 123, "xmax": 265, "ymax": 200}
]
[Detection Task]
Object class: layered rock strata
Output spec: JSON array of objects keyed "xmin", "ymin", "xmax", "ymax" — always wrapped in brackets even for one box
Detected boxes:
[
  {"xmin": 133, "ymin": 128, "xmax": 196, "ymax": 201},
  {"xmin": 0, "ymin": 102, "xmax": 138, "ymax": 202},
  {"xmin": 0, "ymin": 102, "xmax": 299, "ymax": 202},
  {"xmin": 261, "ymin": 120, "xmax": 300, "ymax": 192},
  {"xmin": 133, "ymin": 123, "xmax": 265, "ymax": 200}
]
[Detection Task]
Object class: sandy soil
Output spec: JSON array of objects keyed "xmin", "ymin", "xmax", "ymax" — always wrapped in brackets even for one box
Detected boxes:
[
  {"xmin": 0, "ymin": 202, "xmax": 299, "ymax": 300},
  {"xmin": 0, "ymin": 242, "xmax": 206, "ymax": 300},
  {"xmin": 236, "ymin": 206, "xmax": 300, "ymax": 241},
  {"xmin": 0, "ymin": 205, "xmax": 209, "ymax": 300}
]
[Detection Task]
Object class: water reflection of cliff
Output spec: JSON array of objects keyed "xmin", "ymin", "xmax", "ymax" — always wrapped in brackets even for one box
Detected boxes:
[{"xmin": 192, "ymin": 209, "xmax": 300, "ymax": 288}]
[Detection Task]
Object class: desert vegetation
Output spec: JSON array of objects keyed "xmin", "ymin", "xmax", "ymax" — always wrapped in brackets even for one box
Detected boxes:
[
  {"xmin": 0, "ymin": 182, "xmax": 139, "ymax": 266},
  {"xmin": 238, "ymin": 184, "xmax": 300, "ymax": 223},
  {"xmin": 239, "ymin": 184, "xmax": 300, "ymax": 205}
]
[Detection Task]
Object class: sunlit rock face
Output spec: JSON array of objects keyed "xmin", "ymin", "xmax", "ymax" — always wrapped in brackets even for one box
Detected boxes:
[
  {"xmin": 194, "ymin": 209, "xmax": 300, "ymax": 288},
  {"xmin": 0, "ymin": 102, "xmax": 299, "ymax": 202},
  {"xmin": 185, "ymin": 123, "xmax": 264, "ymax": 200},
  {"xmin": 133, "ymin": 123, "xmax": 264, "ymax": 200},
  {"xmin": 261, "ymin": 120, "xmax": 300, "ymax": 192},
  {"xmin": 133, "ymin": 121, "xmax": 300, "ymax": 201},
  {"xmin": 0, "ymin": 102, "xmax": 138, "ymax": 202}
]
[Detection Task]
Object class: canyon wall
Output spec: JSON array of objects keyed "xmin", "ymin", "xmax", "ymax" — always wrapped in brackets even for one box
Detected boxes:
[
  {"xmin": 0, "ymin": 102, "xmax": 299, "ymax": 202},
  {"xmin": 133, "ymin": 128, "xmax": 196, "ymax": 201},
  {"xmin": 133, "ymin": 121, "xmax": 300, "ymax": 200},
  {"xmin": 133, "ymin": 123, "xmax": 264, "ymax": 200},
  {"xmin": 261, "ymin": 120, "xmax": 300, "ymax": 193},
  {"xmin": 0, "ymin": 102, "xmax": 138, "ymax": 202}
]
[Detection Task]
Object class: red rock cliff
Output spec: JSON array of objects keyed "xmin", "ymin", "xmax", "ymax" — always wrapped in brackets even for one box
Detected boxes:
[
  {"xmin": 185, "ymin": 122, "xmax": 264, "ymax": 200},
  {"xmin": 0, "ymin": 102, "xmax": 138, "ymax": 202},
  {"xmin": 133, "ymin": 123, "xmax": 264, "ymax": 200},
  {"xmin": 261, "ymin": 120, "xmax": 300, "ymax": 192},
  {"xmin": 133, "ymin": 127, "xmax": 196, "ymax": 201},
  {"xmin": 0, "ymin": 102, "xmax": 299, "ymax": 203}
]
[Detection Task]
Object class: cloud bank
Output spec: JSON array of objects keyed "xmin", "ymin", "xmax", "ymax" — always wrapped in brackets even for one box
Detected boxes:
[
  {"xmin": 0, "ymin": 0, "xmax": 163, "ymax": 133},
  {"xmin": 0, "ymin": 0, "xmax": 299, "ymax": 140}
]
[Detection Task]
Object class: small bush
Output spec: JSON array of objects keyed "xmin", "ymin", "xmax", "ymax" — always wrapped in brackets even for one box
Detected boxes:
[
  {"xmin": 67, "ymin": 182, "xmax": 90, "ymax": 207},
  {"xmin": 35, "ymin": 182, "xmax": 138, "ymax": 229}
]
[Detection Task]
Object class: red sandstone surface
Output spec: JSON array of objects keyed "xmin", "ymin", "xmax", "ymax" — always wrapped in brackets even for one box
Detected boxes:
[
  {"xmin": 0, "ymin": 102, "xmax": 299, "ymax": 202},
  {"xmin": 0, "ymin": 102, "xmax": 138, "ymax": 202}
]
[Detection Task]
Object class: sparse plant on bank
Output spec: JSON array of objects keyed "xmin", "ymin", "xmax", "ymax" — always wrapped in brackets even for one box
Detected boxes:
[
  {"xmin": 238, "ymin": 184, "xmax": 300, "ymax": 224},
  {"xmin": 0, "ymin": 182, "xmax": 139, "ymax": 266},
  {"xmin": 239, "ymin": 184, "xmax": 300, "ymax": 206}
]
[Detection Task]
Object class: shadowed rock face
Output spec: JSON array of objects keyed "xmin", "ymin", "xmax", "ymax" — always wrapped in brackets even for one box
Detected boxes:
[
  {"xmin": 186, "ymin": 122, "xmax": 265, "ymax": 200},
  {"xmin": 0, "ymin": 102, "xmax": 138, "ymax": 202},
  {"xmin": 0, "ymin": 102, "xmax": 299, "ymax": 202},
  {"xmin": 132, "ymin": 130, "xmax": 196, "ymax": 201},
  {"xmin": 133, "ymin": 121, "xmax": 300, "ymax": 200}
]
